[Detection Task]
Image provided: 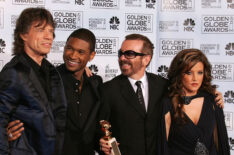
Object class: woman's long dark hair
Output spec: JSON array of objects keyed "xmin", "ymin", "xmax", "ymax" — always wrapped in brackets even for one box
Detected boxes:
[{"xmin": 167, "ymin": 49, "xmax": 215, "ymax": 124}]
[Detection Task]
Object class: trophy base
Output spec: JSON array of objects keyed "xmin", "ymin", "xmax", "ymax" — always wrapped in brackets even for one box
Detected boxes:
[{"xmin": 108, "ymin": 137, "xmax": 121, "ymax": 155}]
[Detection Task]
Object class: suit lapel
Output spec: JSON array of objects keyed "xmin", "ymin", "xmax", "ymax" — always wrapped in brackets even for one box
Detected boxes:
[
  {"xmin": 19, "ymin": 55, "xmax": 55, "ymax": 122},
  {"xmin": 120, "ymin": 75, "xmax": 146, "ymax": 118}
]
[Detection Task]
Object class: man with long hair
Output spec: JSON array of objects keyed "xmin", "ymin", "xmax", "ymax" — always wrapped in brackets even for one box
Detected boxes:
[{"xmin": 0, "ymin": 8, "xmax": 67, "ymax": 155}]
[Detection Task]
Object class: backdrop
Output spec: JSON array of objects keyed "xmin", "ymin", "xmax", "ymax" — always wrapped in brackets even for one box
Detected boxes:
[{"xmin": 0, "ymin": 0, "xmax": 234, "ymax": 153}]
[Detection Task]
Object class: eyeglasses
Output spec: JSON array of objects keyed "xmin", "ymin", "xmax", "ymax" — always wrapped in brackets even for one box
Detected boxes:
[{"xmin": 118, "ymin": 49, "xmax": 147, "ymax": 59}]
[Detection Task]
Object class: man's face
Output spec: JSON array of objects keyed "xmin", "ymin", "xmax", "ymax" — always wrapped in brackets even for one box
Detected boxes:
[
  {"xmin": 118, "ymin": 40, "xmax": 150, "ymax": 79},
  {"xmin": 63, "ymin": 37, "xmax": 95, "ymax": 73},
  {"xmin": 20, "ymin": 21, "xmax": 54, "ymax": 58}
]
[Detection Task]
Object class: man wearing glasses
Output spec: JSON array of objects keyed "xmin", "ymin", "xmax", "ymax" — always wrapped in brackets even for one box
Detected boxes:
[{"xmin": 99, "ymin": 34, "xmax": 168, "ymax": 155}]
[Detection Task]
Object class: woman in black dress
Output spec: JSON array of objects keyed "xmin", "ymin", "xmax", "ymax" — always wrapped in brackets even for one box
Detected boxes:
[{"xmin": 161, "ymin": 49, "xmax": 230, "ymax": 155}]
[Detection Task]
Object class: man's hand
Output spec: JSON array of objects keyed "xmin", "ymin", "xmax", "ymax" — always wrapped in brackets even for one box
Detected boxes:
[
  {"xmin": 85, "ymin": 67, "xmax": 93, "ymax": 77},
  {"xmin": 100, "ymin": 138, "xmax": 112, "ymax": 155},
  {"xmin": 215, "ymin": 91, "xmax": 224, "ymax": 109},
  {"xmin": 7, "ymin": 120, "xmax": 24, "ymax": 141}
]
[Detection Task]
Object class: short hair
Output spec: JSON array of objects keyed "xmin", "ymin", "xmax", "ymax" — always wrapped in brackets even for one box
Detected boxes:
[
  {"xmin": 13, "ymin": 7, "xmax": 56, "ymax": 55},
  {"xmin": 167, "ymin": 48, "xmax": 215, "ymax": 124},
  {"xmin": 125, "ymin": 34, "xmax": 154, "ymax": 57},
  {"xmin": 66, "ymin": 28, "xmax": 96, "ymax": 53}
]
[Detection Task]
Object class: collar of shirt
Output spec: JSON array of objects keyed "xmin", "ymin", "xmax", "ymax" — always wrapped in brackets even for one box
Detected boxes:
[
  {"xmin": 128, "ymin": 72, "xmax": 148, "ymax": 92},
  {"xmin": 128, "ymin": 72, "xmax": 149, "ymax": 111}
]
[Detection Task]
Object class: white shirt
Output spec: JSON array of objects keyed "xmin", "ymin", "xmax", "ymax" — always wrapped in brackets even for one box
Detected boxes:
[{"xmin": 128, "ymin": 72, "xmax": 149, "ymax": 111}]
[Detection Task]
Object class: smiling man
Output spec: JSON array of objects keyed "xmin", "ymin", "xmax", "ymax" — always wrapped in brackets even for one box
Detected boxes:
[
  {"xmin": 0, "ymin": 8, "xmax": 67, "ymax": 155},
  {"xmin": 57, "ymin": 28, "xmax": 102, "ymax": 155}
]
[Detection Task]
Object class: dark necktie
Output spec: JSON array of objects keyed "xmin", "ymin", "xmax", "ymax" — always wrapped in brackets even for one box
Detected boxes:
[{"xmin": 135, "ymin": 81, "xmax": 146, "ymax": 112}]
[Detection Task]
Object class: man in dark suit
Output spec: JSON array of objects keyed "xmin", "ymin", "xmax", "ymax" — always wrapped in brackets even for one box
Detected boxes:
[
  {"xmin": 7, "ymin": 28, "xmax": 103, "ymax": 155},
  {"xmin": 99, "ymin": 34, "xmax": 168, "ymax": 155},
  {"xmin": 57, "ymin": 28, "xmax": 102, "ymax": 155},
  {"xmin": 0, "ymin": 8, "xmax": 67, "ymax": 155}
]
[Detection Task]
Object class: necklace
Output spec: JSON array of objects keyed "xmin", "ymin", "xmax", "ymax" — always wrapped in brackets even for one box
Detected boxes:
[{"xmin": 183, "ymin": 92, "xmax": 203, "ymax": 105}]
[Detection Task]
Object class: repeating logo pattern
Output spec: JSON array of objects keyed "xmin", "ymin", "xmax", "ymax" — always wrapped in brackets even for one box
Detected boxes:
[
  {"xmin": 160, "ymin": 38, "xmax": 193, "ymax": 57},
  {"xmin": 202, "ymin": 15, "xmax": 234, "ymax": 33},
  {"xmin": 110, "ymin": 16, "xmax": 120, "ymax": 30},
  {"xmin": 125, "ymin": 13, "xmax": 153, "ymax": 32},
  {"xmin": 183, "ymin": 18, "xmax": 195, "ymax": 32},
  {"xmin": 0, "ymin": 38, "xmax": 6, "ymax": 53},
  {"xmin": 53, "ymin": 10, "xmax": 83, "ymax": 31},
  {"xmin": 90, "ymin": 0, "xmax": 119, "ymax": 9},
  {"xmin": 96, "ymin": 37, "xmax": 119, "ymax": 55},
  {"xmin": 225, "ymin": 43, "xmax": 234, "ymax": 56},
  {"xmin": 211, "ymin": 63, "xmax": 234, "ymax": 82},
  {"xmin": 89, "ymin": 64, "xmax": 99, "ymax": 75}
]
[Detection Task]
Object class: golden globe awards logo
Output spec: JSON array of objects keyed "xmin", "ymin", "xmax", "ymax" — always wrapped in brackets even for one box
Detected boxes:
[
  {"xmin": 211, "ymin": 63, "xmax": 234, "ymax": 81},
  {"xmin": 202, "ymin": 15, "xmax": 234, "ymax": 33},
  {"xmin": 96, "ymin": 37, "xmax": 118, "ymax": 56},
  {"xmin": 224, "ymin": 111, "xmax": 233, "ymax": 131},
  {"xmin": 225, "ymin": 43, "xmax": 234, "ymax": 56},
  {"xmin": 12, "ymin": 0, "xmax": 45, "ymax": 5},
  {"xmin": 161, "ymin": 0, "xmax": 194, "ymax": 11},
  {"xmin": 53, "ymin": 11, "xmax": 83, "ymax": 31},
  {"xmin": 91, "ymin": 0, "xmax": 119, "ymax": 9},
  {"xmin": 125, "ymin": 13, "xmax": 153, "ymax": 32},
  {"xmin": 159, "ymin": 38, "xmax": 193, "ymax": 57},
  {"xmin": 51, "ymin": 41, "xmax": 66, "ymax": 53}
]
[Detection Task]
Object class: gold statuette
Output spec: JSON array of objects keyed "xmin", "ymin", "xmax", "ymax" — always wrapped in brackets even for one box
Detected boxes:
[{"xmin": 100, "ymin": 120, "xmax": 121, "ymax": 155}]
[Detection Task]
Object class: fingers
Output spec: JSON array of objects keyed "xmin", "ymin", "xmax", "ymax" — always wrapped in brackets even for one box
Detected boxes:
[
  {"xmin": 215, "ymin": 92, "xmax": 224, "ymax": 109},
  {"xmin": 7, "ymin": 120, "xmax": 21, "ymax": 131},
  {"xmin": 85, "ymin": 67, "xmax": 93, "ymax": 77},
  {"xmin": 7, "ymin": 121, "xmax": 24, "ymax": 141},
  {"xmin": 100, "ymin": 138, "xmax": 111, "ymax": 155}
]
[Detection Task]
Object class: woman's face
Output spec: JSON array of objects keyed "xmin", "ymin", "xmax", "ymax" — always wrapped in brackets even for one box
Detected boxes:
[{"xmin": 182, "ymin": 62, "xmax": 204, "ymax": 96}]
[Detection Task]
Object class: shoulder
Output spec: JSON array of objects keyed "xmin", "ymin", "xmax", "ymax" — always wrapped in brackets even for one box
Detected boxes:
[
  {"xmin": 1, "ymin": 55, "xmax": 30, "ymax": 75},
  {"xmin": 101, "ymin": 74, "xmax": 124, "ymax": 88},
  {"xmin": 146, "ymin": 72, "xmax": 168, "ymax": 83},
  {"xmin": 88, "ymin": 74, "xmax": 103, "ymax": 85},
  {"xmin": 56, "ymin": 63, "xmax": 65, "ymax": 72}
]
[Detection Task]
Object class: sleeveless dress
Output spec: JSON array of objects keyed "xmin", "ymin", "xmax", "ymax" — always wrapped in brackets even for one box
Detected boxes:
[{"xmin": 160, "ymin": 92, "xmax": 229, "ymax": 155}]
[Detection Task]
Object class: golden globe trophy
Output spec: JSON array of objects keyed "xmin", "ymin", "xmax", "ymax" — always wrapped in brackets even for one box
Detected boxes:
[{"xmin": 100, "ymin": 120, "xmax": 121, "ymax": 155}]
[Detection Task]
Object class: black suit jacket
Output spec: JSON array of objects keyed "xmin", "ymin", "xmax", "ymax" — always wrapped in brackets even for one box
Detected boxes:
[
  {"xmin": 57, "ymin": 64, "xmax": 103, "ymax": 155},
  {"xmin": 98, "ymin": 73, "xmax": 168, "ymax": 155},
  {"xmin": 0, "ymin": 54, "xmax": 67, "ymax": 155}
]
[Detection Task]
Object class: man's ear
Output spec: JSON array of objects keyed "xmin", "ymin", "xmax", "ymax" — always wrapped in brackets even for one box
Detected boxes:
[
  {"xmin": 20, "ymin": 33, "xmax": 28, "ymax": 41},
  {"xmin": 89, "ymin": 51, "xmax": 96, "ymax": 61},
  {"xmin": 143, "ymin": 55, "xmax": 151, "ymax": 67}
]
